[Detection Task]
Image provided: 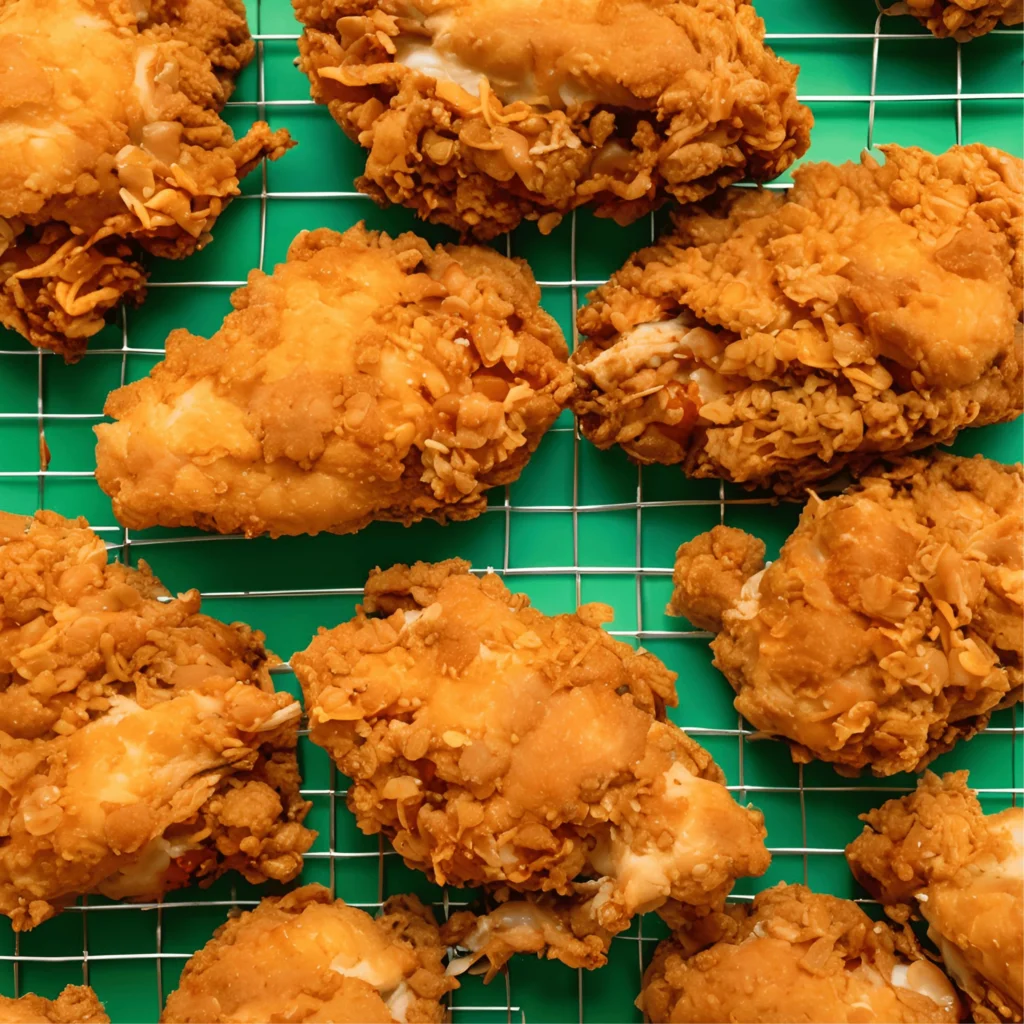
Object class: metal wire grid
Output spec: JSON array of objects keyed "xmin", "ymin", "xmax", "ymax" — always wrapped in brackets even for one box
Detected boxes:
[{"xmin": 0, "ymin": 5, "xmax": 1022, "ymax": 1022}]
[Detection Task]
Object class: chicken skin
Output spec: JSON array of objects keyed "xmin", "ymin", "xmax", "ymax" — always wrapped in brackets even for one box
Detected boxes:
[
  {"xmin": 94, "ymin": 224, "xmax": 571, "ymax": 539},
  {"xmin": 161, "ymin": 884, "xmax": 457, "ymax": 1024},
  {"xmin": 847, "ymin": 772, "xmax": 1024, "ymax": 1024},
  {"xmin": 0, "ymin": 0, "xmax": 292, "ymax": 359},
  {"xmin": 293, "ymin": 559, "xmax": 770, "ymax": 971},
  {"xmin": 639, "ymin": 883, "xmax": 962, "ymax": 1023},
  {"xmin": 668, "ymin": 455, "xmax": 1023, "ymax": 776},
  {"xmin": 293, "ymin": 0, "xmax": 811, "ymax": 239},
  {"xmin": 571, "ymin": 144, "xmax": 1023, "ymax": 494},
  {"xmin": 0, "ymin": 510, "xmax": 314, "ymax": 931},
  {"xmin": 0, "ymin": 986, "xmax": 109, "ymax": 1024},
  {"xmin": 885, "ymin": 0, "xmax": 1024, "ymax": 40}
]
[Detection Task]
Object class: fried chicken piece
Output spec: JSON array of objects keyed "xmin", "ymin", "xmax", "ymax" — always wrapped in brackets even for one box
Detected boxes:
[
  {"xmin": 639, "ymin": 883, "xmax": 961, "ymax": 1023},
  {"xmin": 293, "ymin": 559, "xmax": 770, "ymax": 972},
  {"xmin": 0, "ymin": 510, "xmax": 315, "ymax": 931},
  {"xmin": 668, "ymin": 455, "xmax": 1023, "ymax": 776},
  {"xmin": 0, "ymin": 0, "xmax": 293, "ymax": 359},
  {"xmin": 884, "ymin": 0, "xmax": 1024, "ymax": 40},
  {"xmin": 0, "ymin": 986, "xmax": 109, "ymax": 1024},
  {"xmin": 161, "ymin": 884, "xmax": 457, "ymax": 1023},
  {"xmin": 571, "ymin": 144, "xmax": 1023, "ymax": 494},
  {"xmin": 293, "ymin": 0, "xmax": 811, "ymax": 240},
  {"xmin": 847, "ymin": 772, "xmax": 1024, "ymax": 1023},
  {"xmin": 94, "ymin": 224, "xmax": 571, "ymax": 538}
]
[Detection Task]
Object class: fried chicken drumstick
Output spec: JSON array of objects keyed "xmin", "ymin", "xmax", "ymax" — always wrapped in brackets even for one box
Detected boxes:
[
  {"xmin": 847, "ymin": 772, "xmax": 1024, "ymax": 1024},
  {"xmin": 0, "ymin": 510, "xmax": 314, "ymax": 931},
  {"xmin": 668, "ymin": 455, "xmax": 1023, "ymax": 776},
  {"xmin": 571, "ymin": 143, "xmax": 1023, "ymax": 493},
  {"xmin": 884, "ymin": 0, "xmax": 1024, "ymax": 40},
  {"xmin": 293, "ymin": 559, "xmax": 770, "ymax": 972},
  {"xmin": 293, "ymin": 0, "xmax": 811, "ymax": 239},
  {"xmin": 0, "ymin": 0, "xmax": 292, "ymax": 359},
  {"xmin": 95, "ymin": 224, "xmax": 571, "ymax": 538},
  {"xmin": 161, "ymin": 885, "xmax": 457, "ymax": 1024},
  {"xmin": 639, "ymin": 883, "xmax": 961, "ymax": 1023},
  {"xmin": 0, "ymin": 986, "xmax": 109, "ymax": 1024}
]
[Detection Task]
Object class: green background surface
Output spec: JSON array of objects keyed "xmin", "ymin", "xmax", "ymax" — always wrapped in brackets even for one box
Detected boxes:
[{"xmin": 0, "ymin": 1, "xmax": 1021, "ymax": 1020}]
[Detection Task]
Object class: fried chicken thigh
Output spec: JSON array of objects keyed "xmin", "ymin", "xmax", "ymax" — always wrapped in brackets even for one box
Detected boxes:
[
  {"xmin": 161, "ymin": 884, "xmax": 456, "ymax": 1023},
  {"xmin": 0, "ymin": 510, "xmax": 314, "ymax": 931},
  {"xmin": 668, "ymin": 455, "xmax": 1023, "ymax": 776},
  {"xmin": 0, "ymin": 0, "xmax": 292, "ymax": 358},
  {"xmin": 639, "ymin": 883, "xmax": 961, "ymax": 1023},
  {"xmin": 293, "ymin": 0, "xmax": 811, "ymax": 239},
  {"xmin": 885, "ymin": 0, "xmax": 1024, "ymax": 40},
  {"xmin": 94, "ymin": 224, "xmax": 571, "ymax": 538},
  {"xmin": 571, "ymin": 144, "xmax": 1023, "ymax": 493},
  {"xmin": 847, "ymin": 772, "xmax": 1024, "ymax": 1023},
  {"xmin": 0, "ymin": 986, "xmax": 109, "ymax": 1024},
  {"xmin": 293, "ymin": 559, "xmax": 770, "ymax": 971}
]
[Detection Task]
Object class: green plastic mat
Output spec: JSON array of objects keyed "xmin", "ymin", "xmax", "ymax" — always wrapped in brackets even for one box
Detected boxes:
[{"xmin": 0, "ymin": 1, "xmax": 1021, "ymax": 1020}]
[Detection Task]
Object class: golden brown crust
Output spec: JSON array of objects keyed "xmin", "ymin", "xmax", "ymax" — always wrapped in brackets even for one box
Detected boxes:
[
  {"xmin": 639, "ymin": 884, "xmax": 961, "ymax": 1023},
  {"xmin": 294, "ymin": 559, "xmax": 769, "ymax": 970},
  {"xmin": 669, "ymin": 455, "xmax": 1023, "ymax": 776},
  {"xmin": 0, "ymin": 510, "xmax": 314, "ymax": 931},
  {"xmin": 161, "ymin": 884, "xmax": 457, "ymax": 1023},
  {"xmin": 0, "ymin": 986, "xmax": 109, "ymax": 1024},
  {"xmin": 293, "ymin": 0, "xmax": 811, "ymax": 238},
  {"xmin": 570, "ymin": 144, "xmax": 1024, "ymax": 494},
  {"xmin": 94, "ymin": 224, "xmax": 572, "ymax": 539},
  {"xmin": 0, "ymin": 0, "xmax": 292, "ymax": 358},
  {"xmin": 846, "ymin": 772, "xmax": 1024, "ymax": 1023},
  {"xmin": 886, "ymin": 0, "xmax": 1024, "ymax": 40}
]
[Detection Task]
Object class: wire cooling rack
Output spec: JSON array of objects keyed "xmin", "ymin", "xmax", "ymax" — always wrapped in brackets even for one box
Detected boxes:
[{"xmin": 0, "ymin": 1, "xmax": 1021, "ymax": 1020}]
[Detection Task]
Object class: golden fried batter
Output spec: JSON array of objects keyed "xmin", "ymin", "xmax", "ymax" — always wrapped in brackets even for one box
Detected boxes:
[
  {"xmin": 0, "ymin": 986, "xmax": 109, "ymax": 1024},
  {"xmin": 0, "ymin": 510, "xmax": 314, "ymax": 931},
  {"xmin": 95, "ymin": 224, "xmax": 571, "ymax": 538},
  {"xmin": 571, "ymin": 144, "xmax": 1023, "ymax": 493},
  {"xmin": 0, "ymin": 0, "xmax": 292, "ymax": 358},
  {"xmin": 161, "ymin": 884, "xmax": 456, "ymax": 1023},
  {"xmin": 639, "ymin": 883, "xmax": 961, "ymax": 1023},
  {"xmin": 885, "ymin": 0, "xmax": 1024, "ymax": 39},
  {"xmin": 293, "ymin": 0, "xmax": 811, "ymax": 239},
  {"xmin": 847, "ymin": 772, "xmax": 1024, "ymax": 1024},
  {"xmin": 293, "ymin": 559, "xmax": 770, "ymax": 971},
  {"xmin": 668, "ymin": 455, "xmax": 1023, "ymax": 776}
]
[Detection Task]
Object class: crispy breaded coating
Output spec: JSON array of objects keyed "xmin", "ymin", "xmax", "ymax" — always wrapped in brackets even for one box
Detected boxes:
[
  {"xmin": 0, "ymin": 986, "xmax": 109, "ymax": 1024},
  {"xmin": 293, "ymin": 0, "xmax": 811, "ymax": 239},
  {"xmin": 571, "ymin": 144, "xmax": 1023, "ymax": 493},
  {"xmin": 847, "ymin": 772, "xmax": 1024, "ymax": 1023},
  {"xmin": 668, "ymin": 455, "xmax": 1023, "ymax": 776},
  {"xmin": 639, "ymin": 883, "xmax": 961, "ymax": 1023},
  {"xmin": 94, "ymin": 224, "xmax": 571, "ymax": 539},
  {"xmin": 885, "ymin": 0, "xmax": 1024, "ymax": 40},
  {"xmin": 0, "ymin": 0, "xmax": 292, "ymax": 359},
  {"xmin": 0, "ymin": 510, "xmax": 314, "ymax": 931},
  {"xmin": 161, "ymin": 884, "xmax": 456, "ymax": 1023},
  {"xmin": 293, "ymin": 559, "xmax": 770, "ymax": 971}
]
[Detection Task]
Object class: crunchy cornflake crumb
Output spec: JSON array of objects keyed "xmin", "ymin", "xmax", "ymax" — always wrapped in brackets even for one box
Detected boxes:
[
  {"xmin": 0, "ymin": 985, "xmax": 109, "ymax": 1024},
  {"xmin": 885, "ymin": 0, "xmax": 1024, "ymax": 40},
  {"xmin": 161, "ymin": 885, "xmax": 456, "ymax": 1023},
  {"xmin": 570, "ymin": 144, "xmax": 1023, "ymax": 494},
  {"xmin": 847, "ymin": 772, "xmax": 1023, "ymax": 1024},
  {"xmin": 293, "ymin": 559, "xmax": 769, "ymax": 973},
  {"xmin": 95, "ymin": 224, "xmax": 572, "ymax": 539},
  {"xmin": 640, "ymin": 883, "xmax": 961, "ymax": 1023},
  {"xmin": 292, "ymin": 0, "xmax": 811, "ymax": 239},
  {"xmin": 669, "ymin": 455, "xmax": 1023, "ymax": 776},
  {"xmin": 0, "ymin": 0, "xmax": 293, "ymax": 359},
  {"xmin": 0, "ymin": 510, "xmax": 314, "ymax": 931}
]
